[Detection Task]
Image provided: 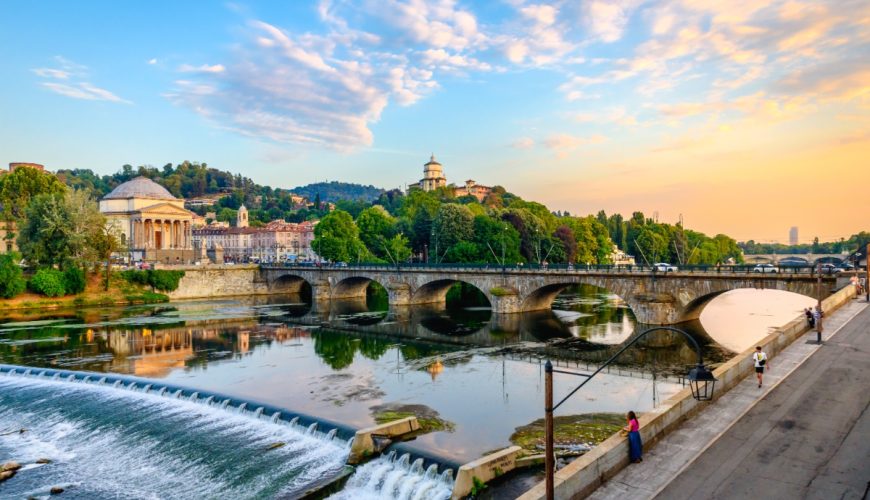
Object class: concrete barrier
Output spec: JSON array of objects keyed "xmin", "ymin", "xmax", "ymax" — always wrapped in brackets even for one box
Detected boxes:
[
  {"xmin": 347, "ymin": 417, "xmax": 421, "ymax": 464},
  {"xmin": 452, "ymin": 446, "xmax": 523, "ymax": 499},
  {"xmin": 518, "ymin": 284, "xmax": 857, "ymax": 499}
]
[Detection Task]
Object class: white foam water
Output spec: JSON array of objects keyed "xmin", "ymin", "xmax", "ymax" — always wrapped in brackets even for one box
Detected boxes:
[
  {"xmin": 0, "ymin": 371, "xmax": 349, "ymax": 499},
  {"xmin": 330, "ymin": 451, "xmax": 454, "ymax": 500}
]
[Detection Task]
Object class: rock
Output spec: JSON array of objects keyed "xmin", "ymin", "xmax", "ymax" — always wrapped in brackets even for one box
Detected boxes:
[
  {"xmin": 0, "ymin": 470, "xmax": 15, "ymax": 482},
  {"xmin": 265, "ymin": 442, "xmax": 286, "ymax": 450},
  {"xmin": 1, "ymin": 461, "xmax": 21, "ymax": 472},
  {"xmin": 36, "ymin": 458, "xmax": 52, "ymax": 464},
  {"xmin": 50, "ymin": 486, "xmax": 65, "ymax": 494}
]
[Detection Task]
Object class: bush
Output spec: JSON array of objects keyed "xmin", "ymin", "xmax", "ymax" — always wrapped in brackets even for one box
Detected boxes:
[
  {"xmin": 62, "ymin": 267, "xmax": 86, "ymax": 295},
  {"xmin": 121, "ymin": 269, "xmax": 185, "ymax": 292},
  {"xmin": 0, "ymin": 253, "xmax": 26, "ymax": 299},
  {"xmin": 29, "ymin": 268, "xmax": 66, "ymax": 297}
]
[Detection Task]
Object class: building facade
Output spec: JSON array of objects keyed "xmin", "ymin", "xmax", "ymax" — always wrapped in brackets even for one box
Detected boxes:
[
  {"xmin": 409, "ymin": 154, "xmax": 448, "ymax": 192},
  {"xmin": 99, "ymin": 176, "xmax": 197, "ymax": 263},
  {"xmin": 453, "ymin": 179, "xmax": 492, "ymax": 201},
  {"xmin": 789, "ymin": 226, "xmax": 799, "ymax": 246},
  {"xmin": 192, "ymin": 209, "xmax": 317, "ymax": 263}
]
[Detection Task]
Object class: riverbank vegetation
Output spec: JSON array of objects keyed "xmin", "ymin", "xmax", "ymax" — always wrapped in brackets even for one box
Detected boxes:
[{"xmin": 509, "ymin": 413, "xmax": 625, "ymax": 457}]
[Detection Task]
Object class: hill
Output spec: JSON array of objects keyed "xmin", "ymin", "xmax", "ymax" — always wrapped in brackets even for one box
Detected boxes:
[{"xmin": 291, "ymin": 181, "xmax": 384, "ymax": 203}]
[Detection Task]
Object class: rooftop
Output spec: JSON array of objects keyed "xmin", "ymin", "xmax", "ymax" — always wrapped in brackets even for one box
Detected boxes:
[{"xmin": 103, "ymin": 176, "xmax": 177, "ymax": 201}]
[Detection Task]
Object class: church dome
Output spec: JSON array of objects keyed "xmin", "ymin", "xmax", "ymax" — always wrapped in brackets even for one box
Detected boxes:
[{"xmin": 103, "ymin": 176, "xmax": 177, "ymax": 200}]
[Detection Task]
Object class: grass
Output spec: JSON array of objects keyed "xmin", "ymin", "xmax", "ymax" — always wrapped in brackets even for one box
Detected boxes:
[
  {"xmin": 509, "ymin": 413, "xmax": 625, "ymax": 457},
  {"xmin": 372, "ymin": 409, "xmax": 455, "ymax": 434},
  {"xmin": 489, "ymin": 286, "xmax": 513, "ymax": 297},
  {"xmin": 0, "ymin": 271, "xmax": 169, "ymax": 311}
]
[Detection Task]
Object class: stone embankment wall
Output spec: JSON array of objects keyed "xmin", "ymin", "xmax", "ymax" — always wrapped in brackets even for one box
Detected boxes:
[
  {"xmin": 518, "ymin": 283, "xmax": 858, "ymax": 500},
  {"xmin": 166, "ymin": 265, "xmax": 272, "ymax": 300}
]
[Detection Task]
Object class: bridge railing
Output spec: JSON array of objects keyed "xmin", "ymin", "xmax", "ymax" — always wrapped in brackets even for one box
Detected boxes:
[{"xmin": 262, "ymin": 262, "xmax": 835, "ymax": 276}]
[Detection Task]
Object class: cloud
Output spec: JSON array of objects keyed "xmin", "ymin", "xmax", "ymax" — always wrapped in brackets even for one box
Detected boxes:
[
  {"xmin": 544, "ymin": 133, "xmax": 606, "ymax": 157},
  {"xmin": 32, "ymin": 68, "xmax": 71, "ymax": 79},
  {"xmin": 41, "ymin": 82, "xmax": 131, "ymax": 103},
  {"xmin": 148, "ymin": 58, "xmax": 158, "ymax": 65},
  {"xmin": 167, "ymin": 20, "xmax": 438, "ymax": 150},
  {"xmin": 512, "ymin": 137, "xmax": 535, "ymax": 149},
  {"xmin": 178, "ymin": 63, "xmax": 226, "ymax": 73},
  {"xmin": 33, "ymin": 57, "xmax": 130, "ymax": 103},
  {"xmin": 582, "ymin": 0, "xmax": 642, "ymax": 43}
]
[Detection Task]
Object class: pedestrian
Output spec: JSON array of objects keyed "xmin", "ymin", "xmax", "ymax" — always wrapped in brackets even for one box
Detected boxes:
[
  {"xmin": 625, "ymin": 411, "xmax": 642, "ymax": 463},
  {"xmin": 805, "ymin": 308, "xmax": 814, "ymax": 328},
  {"xmin": 813, "ymin": 306, "xmax": 822, "ymax": 328},
  {"xmin": 753, "ymin": 346, "xmax": 768, "ymax": 388}
]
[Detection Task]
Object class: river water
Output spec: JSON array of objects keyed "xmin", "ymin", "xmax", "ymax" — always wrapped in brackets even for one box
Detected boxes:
[{"xmin": 0, "ymin": 285, "xmax": 814, "ymax": 498}]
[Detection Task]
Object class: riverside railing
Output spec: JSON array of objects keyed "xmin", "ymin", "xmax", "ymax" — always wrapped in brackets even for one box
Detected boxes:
[{"xmin": 263, "ymin": 262, "xmax": 840, "ymax": 276}]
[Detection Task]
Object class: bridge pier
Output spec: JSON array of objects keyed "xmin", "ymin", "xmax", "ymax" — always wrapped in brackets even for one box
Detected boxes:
[
  {"xmin": 627, "ymin": 292, "xmax": 681, "ymax": 325},
  {"xmin": 310, "ymin": 279, "xmax": 332, "ymax": 302},
  {"xmin": 387, "ymin": 283, "xmax": 411, "ymax": 307},
  {"xmin": 489, "ymin": 288, "xmax": 521, "ymax": 314}
]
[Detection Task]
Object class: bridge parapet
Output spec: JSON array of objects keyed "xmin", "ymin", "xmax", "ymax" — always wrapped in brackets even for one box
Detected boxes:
[{"xmin": 259, "ymin": 265, "xmax": 837, "ymax": 325}]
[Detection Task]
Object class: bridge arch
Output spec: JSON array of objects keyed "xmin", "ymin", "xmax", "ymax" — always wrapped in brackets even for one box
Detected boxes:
[
  {"xmin": 269, "ymin": 273, "xmax": 310, "ymax": 294},
  {"xmin": 410, "ymin": 279, "xmax": 493, "ymax": 309},
  {"xmin": 331, "ymin": 275, "xmax": 386, "ymax": 300},
  {"xmin": 679, "ymin": 287, "xmax": 820, "ymax": 323}
]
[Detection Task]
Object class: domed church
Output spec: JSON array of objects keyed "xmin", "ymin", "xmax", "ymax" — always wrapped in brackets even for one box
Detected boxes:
[{"xmin": 99, "ymin": 177, "xmax": 197, "ymax": 263}]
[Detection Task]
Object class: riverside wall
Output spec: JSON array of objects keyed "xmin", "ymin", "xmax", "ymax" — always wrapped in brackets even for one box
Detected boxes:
[
  {"xmin": 517, "ymin": 283, "xmax": 858, "ymax": 500},
  {"xmin": 166, "ymin": 264, "xmax": 272, "ymax": 300}
]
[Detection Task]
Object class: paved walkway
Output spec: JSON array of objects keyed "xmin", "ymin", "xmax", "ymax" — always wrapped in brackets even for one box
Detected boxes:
[{"xmin": 589, "ymin": 298, "xmax": 869, "ymax": 500}]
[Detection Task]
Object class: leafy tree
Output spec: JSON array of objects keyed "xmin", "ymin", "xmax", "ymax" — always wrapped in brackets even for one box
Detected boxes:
[
  {"xmin": 17, "ymin": 190, "xmax": 103, "ymax": 270},
  {"xmin": 91, "ymin": 223, "xmax": 123, "ymax": 290},
  {"xmin": 312, "ymin": 210, "xmax": 367, "ymax": 262},
  {"xmin": 553, "ymin": 225, "xmax": 578, "ymax": 263},
  {"xmin": 0, "ymin": 166, "xmax": 67, "ymax": 220},
  {"xmin": 471, "ymin": 215, "xmax": 521, "ymax": 264},
  {"xmin": 356, "ymin": 206, "xmax": 396, "ymax": 259},
  {"xmin": 433, "ymin": 204, "xmax": 474, "ymax": 254},
  {"xmin": 381, "ymin": 233, "xmax": 412, "ymax": 264},
  {"xmin": 29, "ymin": 268, "xmax": 66, "ymax": 297},
  {"xmin": 0, "ymin": 253, "xmax": 26, "ymax": 298},
  {"xmin": 62, "ymin": 267, "xmax": 86, "ymax": 295}
]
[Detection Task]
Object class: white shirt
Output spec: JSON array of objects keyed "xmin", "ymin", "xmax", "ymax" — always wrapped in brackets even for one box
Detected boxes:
[{"xmin": 753, "ymin": 351, "xmax": 767, "ymax": 368}]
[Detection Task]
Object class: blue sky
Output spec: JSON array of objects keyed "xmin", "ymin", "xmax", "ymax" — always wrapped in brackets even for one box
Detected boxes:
[{"xmin": 1, "ymin": 0, "xmax": 867, "ymax": 242}]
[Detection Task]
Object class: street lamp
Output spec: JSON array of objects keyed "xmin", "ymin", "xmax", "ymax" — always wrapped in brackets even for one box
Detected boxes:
[{"xmin": 543, "ymin": 326, "xmax": 717, "ymax": 500}]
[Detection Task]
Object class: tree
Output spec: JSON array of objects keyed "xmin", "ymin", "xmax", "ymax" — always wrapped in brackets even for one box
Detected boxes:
[
  {"xmin": 433, "ymin": 204, "xmax": 474, "ymax": 256},
  {"xmin": 553, "ymin": 226, "xmax": 578, "ymax": 263},
  {"xmin": 356, "ymin": 206, "xmax": 396, "ymax": 259},
  {"xmin": 471, "ymin": 215, "xmax": 521, "ymax": 265},
  {"xmin": 382, "ymin": 233, "xmax": 412, "ymax": 264},
  {"xmin": 312, "ymin": 210, "xmax": 367, "ymax": 262},
  {"xmin": 29, "ymin": 268, "xmax": 66, "ymax": 297},
  {"xmin": 17, "ymin": 190, "xmax": 103, "ymax": 270},
  {"xmin": 91, "ymin": 223, "xmax": 123, "ymax": 290},
  {"xmin": 0, "ymin": 253, "xmax": 25, "ymax": 298}
]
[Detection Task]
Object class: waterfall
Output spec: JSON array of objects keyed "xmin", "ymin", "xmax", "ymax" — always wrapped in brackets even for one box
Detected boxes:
[
  {"xmin": 0, "ymin": 367, "xmax": 352, "ymax": 500},
  {"xmin": 98, "ymin": 377, "xmax": 107, "ymax": 385},
  {"xmin": 330, "ymin": 451, "xmax": 454, "ymax": 500},
  {"xmin": 290, "ymin": 417, "xmax": 300, "ymax": 426},
  {"xmin": 325, "ymin": 428, "xmax": 337, "ymax": 440},
  {"xmin": 189, "ymin": 392, "xmax": 199, "ymax": 402},
  {"xmin": 306, "ymin": 423, "xmax": 318, "ymax": 435}
]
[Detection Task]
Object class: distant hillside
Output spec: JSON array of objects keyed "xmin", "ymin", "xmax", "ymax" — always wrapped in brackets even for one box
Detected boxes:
[{"xmin": 291, "ymin": 181, "xmax": 384, "ymax": 203}]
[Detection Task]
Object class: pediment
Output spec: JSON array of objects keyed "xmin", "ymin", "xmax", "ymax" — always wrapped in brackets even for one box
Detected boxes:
[{"xmin": 135, "ymin": 203, "xmax": 196, "ymax": 218}]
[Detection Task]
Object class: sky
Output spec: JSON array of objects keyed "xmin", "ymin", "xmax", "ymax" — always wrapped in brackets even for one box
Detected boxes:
[{"xmin": 0, "ymin": 0, "xmax": 867, "ymax": 243}]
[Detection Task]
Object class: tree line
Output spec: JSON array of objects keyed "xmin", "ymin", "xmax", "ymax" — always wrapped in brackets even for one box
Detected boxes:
[
  {"xmin": 312, "ymin": 186, "xmax": 744, "ymax": 267},
  {"xmin": 740, "ymin": 233, "xmax": 870, "ymax": 256}
]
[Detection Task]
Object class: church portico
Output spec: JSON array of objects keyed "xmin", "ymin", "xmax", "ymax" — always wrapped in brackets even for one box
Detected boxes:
[{"xmin": 99, "ymin": 177, "xmax": 197, "ymax": 264}]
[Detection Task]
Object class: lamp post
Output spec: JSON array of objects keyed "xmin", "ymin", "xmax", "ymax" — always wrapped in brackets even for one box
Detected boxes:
[{"xmin": 543, "ymin": 326, "xmax": 717, "ymax": 500}]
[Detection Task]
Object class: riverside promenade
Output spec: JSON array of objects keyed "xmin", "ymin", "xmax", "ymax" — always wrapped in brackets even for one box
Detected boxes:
[{"xmin": 589, "ymin": 297, "xmax": 869, "ymax": 500}]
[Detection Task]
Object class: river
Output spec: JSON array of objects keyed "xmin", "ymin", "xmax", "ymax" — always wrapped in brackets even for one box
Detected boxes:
[{"xmin": 0, "ymin": 285, "xmax": 815, "ymax": 498}]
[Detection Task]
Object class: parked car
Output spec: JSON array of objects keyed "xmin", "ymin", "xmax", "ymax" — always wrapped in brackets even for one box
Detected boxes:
[
  {"xmin": 753, "ymin": 264, "xmax": 779, "ymax": 273},
  {"xmin": 836, "ymin": 262, "xmax": 855, "ymax": 271},
  {"xmin": 653, "ymin": 262, "xmax": 678, "ymax": 272},
  {"xmin": 819, "ymin": 263, "xmax": 840, "ymax": 274}
]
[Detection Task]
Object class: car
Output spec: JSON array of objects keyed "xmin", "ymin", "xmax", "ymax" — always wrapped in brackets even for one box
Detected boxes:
[
  {"xmin": 753, "ymin": 264, "xmax": 779, "ymax": 273},
  {"xmin": 653, "ymin": 262, "xmax": 678, "ymax": 272},
  {"xmin": 335, "ymin": 261, "xmax": 348, "ymax": 268},
  {"xmin": 836, "ymin": 262, "xmax": 855, "ymax": 271},
  {"xmin": 819, "ymin": 263, "xmax": 840, "ymax": 274}
]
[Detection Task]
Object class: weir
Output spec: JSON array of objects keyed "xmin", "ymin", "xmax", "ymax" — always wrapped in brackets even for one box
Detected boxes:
[{"xmin": 0, "ymin": 364, "xmax": 461, "ymax": 499}]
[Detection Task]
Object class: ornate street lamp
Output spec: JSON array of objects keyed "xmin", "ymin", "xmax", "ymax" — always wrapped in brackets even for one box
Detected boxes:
[{"xmin": 543, "ymin": 326, "xmax": 717, "ymax": 500}]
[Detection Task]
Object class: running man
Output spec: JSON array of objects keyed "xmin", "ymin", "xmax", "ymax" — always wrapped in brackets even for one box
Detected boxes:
[{"xmin": 753, "ymin": 346, "xmax": 769, "ymax": 388}]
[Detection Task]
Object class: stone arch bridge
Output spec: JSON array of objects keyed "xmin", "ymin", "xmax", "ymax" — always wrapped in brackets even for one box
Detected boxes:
[{"xmin": 259, "ymin": 265, "xmax": 836, "ymax": 325}]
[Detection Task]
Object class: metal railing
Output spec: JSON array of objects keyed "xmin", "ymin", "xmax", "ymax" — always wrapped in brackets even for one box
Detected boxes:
[{"xmin": 261, "ymin": 261, "xmax": 843, "ymax": 277}]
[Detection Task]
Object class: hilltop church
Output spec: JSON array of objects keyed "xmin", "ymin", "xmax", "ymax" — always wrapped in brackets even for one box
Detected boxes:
[{"xmin": 407, "ymin": 154, "xmax": 492, "ymax": 202}]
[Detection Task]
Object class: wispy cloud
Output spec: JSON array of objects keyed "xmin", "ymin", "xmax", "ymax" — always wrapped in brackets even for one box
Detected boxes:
[
  {"xmin": 544, "ymin": 133, "xmax": 607, "ymax": 158},
  {"xmin": 32, "ymin": 56, "xmax": 130, "ymax": 104},
  {"xmin": 178, "ymin": 63, "xmax": 226, "ymax": 73}
]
